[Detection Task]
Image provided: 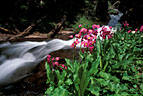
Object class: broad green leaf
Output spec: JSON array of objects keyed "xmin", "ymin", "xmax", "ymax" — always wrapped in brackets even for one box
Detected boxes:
[
  {"xmin": 81, "ymin": 72, "xmax": 90, "ymax": 96},
  {"xmin": 89, "ymin": 57, "xmax": 100, "ymax": 75}
]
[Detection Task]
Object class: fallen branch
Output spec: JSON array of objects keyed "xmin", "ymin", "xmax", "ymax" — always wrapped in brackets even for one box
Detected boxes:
[
  {"xmin": 0, "ymin": 27, "xmax": 21, "ymax": 35},
  {"xmin": 0, "ymin": 27, "xmax": 9, "ymax": 32},
  {"xmin": 8, "ymin": 24, "xmax": 35, "ymax": 41},
  {"xmin": 47, "ymin": 15, "xmax": 67, "ymax": 38}
]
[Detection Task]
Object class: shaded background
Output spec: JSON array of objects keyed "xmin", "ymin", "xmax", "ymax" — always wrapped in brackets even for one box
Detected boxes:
[{"xmin": 0, "ymin": 0, "xmax": 143, "ymax": 33}]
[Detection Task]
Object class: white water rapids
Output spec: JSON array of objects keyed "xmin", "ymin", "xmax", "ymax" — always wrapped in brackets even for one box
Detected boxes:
[{"xmin": 0, "ymin": 39, "xmax": 78, "ymax": 87}]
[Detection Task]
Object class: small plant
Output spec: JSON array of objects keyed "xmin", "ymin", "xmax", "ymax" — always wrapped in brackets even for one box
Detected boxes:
[{"xmin": 72, "ymin": 16, "xmax": 94, "ymax": 34}]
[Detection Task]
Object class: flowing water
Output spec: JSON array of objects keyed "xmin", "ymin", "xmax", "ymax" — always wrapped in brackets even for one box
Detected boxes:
[
  {"xmin": 0, "ymin": 39, "xmax": 80, "ymax": 86},
  {"xmin": 0, "ymin": 38, "xmax": 81, "ymax": 95}
]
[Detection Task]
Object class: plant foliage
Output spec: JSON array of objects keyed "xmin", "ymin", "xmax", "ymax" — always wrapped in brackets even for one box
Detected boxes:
[{"xmin": 45, "ymin": 24, "xmax": 143, "ymax": 96}]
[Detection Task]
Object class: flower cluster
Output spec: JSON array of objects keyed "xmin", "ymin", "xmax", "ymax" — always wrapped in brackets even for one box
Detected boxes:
[
  {"xmin": 71, "ymin": 24, "xmax": 113, "ymax": 52},
  {"xmin": 140, "ymin": 25, "xmax": 143, "ymax": 32},
  {"xmin": 47, "ymin": 55, "xmax": 67, "ymax": 70},
  {"xmin": 123, "ymin": 21, "xmax": 129, "ymax": 27},
  {"xmin": 70, "ymin": 23, "xmax": 142, "ymax": 53},
  {"xmin": 126, "ymin": 24, "xmax": 143, "ymax": 33},
  {"xmin": 98, "ymin": 26, "xmax": 113, "ymax": 39},
  {"xmin": 123, "ymin": 21, "xmax": 143, "ymax": 33}
]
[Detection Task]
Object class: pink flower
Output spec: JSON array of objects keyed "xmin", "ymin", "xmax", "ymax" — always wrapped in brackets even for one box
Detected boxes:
[
  {"xmin": 87, "ymin": 35, "xmax": 91, "ymax": 40},
  {"xmin": 123, "ymin": 21, "xmax": 129, "ymax": 27},
  {"xmin": 52, "ymin": 62, "xmax": 55, "ymax": 67},
  {"xmin": 64, "ymin": 66, "xmax": 67, "ymax": 70},
  {"xmin": 102, "ymin": 27, "xmax": 107, "ymax": 31},
  {"xmin": 52, "ymin": 61, "xmax": 59, "ymax": 67},
  {"xmin": 96, "ymin": 25, "xmax": 100, "ymax": 28},
  {"xmin": 61, "ymin": 64, "xmax": 67, "ymax": 70},
  {"xmin": 55, "ymin": 57, "xmax": 60, "ymax": 61},
  {"xmin": 139, "ymin": 25, "xmax": 143, "ymax": 32},
  {"xmin": 109, "ymin": 26, "xmax": 112, "ymax": 29},
  {"xmin": 81, "ymin": 48, "xmax": 84, "ymax": 53},
  {"xmin": 101, "ymin": 35, "xmax": 106, "ymax": 39},
  {"xmin": 92, "ymin": 24, "xmax": 97, "ymax": 29},
  {"xmin": 88, "ymin": 29, "xmax": 93, "ymax": 34},
  {"xmin": 92, "ymin": 30, "xmax": 98, "ymax": 35},
  {"xmin": 75, "ymin": 34, "xmax": 81, "ymax": 38},
  {"xmin": 94, "ymin": 35, "xmax": 97, "ymax": 39},
  {"xmin": 89, "ymin": 46, "xmax": 94, "ymax": 52},
  {"xmin": 81, "ymin": 41, "xmax": 85, "ymax": 45},
  {"xmin": 71, "ymin": 43, "xmax": 76, "ymax": 48},
  {"xmin": 83, "ymin": 41, "xmax": 89, "ymax": 47},
  {"xmin": 88, "ymin": 41, "xmax": 94, "ymax": 46},
  {"xmin": 83, "ymin": 35, "xmax": 87, "ymax": 39},
  {"xmin": 47, "ymin": 55, "xmax": 51, "ymax": 58},
  {"xmin": 54, "ymin": 62, "xmax": 59, "ymax": 66},
  {"xmin": 80, "ymin": 28, "xmax": 87, "ymax": 33},
  {"xmin": 128, "ymin": 30, "xmax": 131, "ymax": 33},
  {"xmin": 47, "ymin": 59, "xmax": 50, "ymax": 63},
  {"xmin": 79, "ymin": 24, "xmax": 82, "ymax": 28},
  {"xmin": 52, "ymin": 57, "xmax": 55, "ymax": 61},
  {"xmin": 135, "ymin": 28, "xmax": 138, "ymax": 32},
  {"xmin": 69, "ymin": 35, "xmax": 73, "ymax": 38},
  {"xmin": 74, "ymin": 39, "xmax": 79, "ymax": 44},
  {"xmin": 92, "ymin": 24, "xmax": 100, "ymax": 29},
  {"xmin": 47, "ymin": 55, "xmax": 51, "ymax": 63},
  {"xmin": 71, "ymin": 39, "xmax": 79, "ymax": 48},
  {"xmin": 108, "ymin": 35, "xmax": 112, "ymax": 39}
]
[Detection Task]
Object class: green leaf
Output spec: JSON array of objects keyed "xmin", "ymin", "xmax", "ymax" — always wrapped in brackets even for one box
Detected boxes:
[
  {"xmin": 55, "ymin": 70, "xmax": 67, "ymax": 86},
  {"xmin": 89, "ymin": 57, "xmax": 100, "ymax": 75},
  {"xmin": 45, "ymin": 86, "xmax": 54, "ymax": 95},
  {"xmin": 120, "ymin": 92, "xmax": 129, "ymax": 96},
  {"xmin": 53, "ymin": 87, "xmax": 69, "ymax": 96},
  {"xmin": 65, "ymin": 79, "xmax": 73, "ymax": 85},
  {"xmin": 140, "ymin": 84, "xmax": 143, "ymax": 91},
  {"xmin": 88, "ymin": 86, "xmax": 100, "ymax": 96},
  {"xmin": 73, "ymin": 74, "xmax": 80, "ymax": 92},
  {"xmin": 65, "ymin": 58, "xmax": 74, "ymax": 72},
  {"xmin": 79, "ymin": 50, "xmax": 84, "ymax": 59},
  {"xmin": 110, "ymin": 76, "xmax": 120, "ymax": 83},
  {"xmin": 99, "ymin": 71, "xmax": 110, "ymax": 80},
  {"xmin": 20, "ymin": 5, "xmax": 28, "ymax": 10},
  {"xmin": 45, "ymin": 62, "xmax": 53, "ymax": 83},
  {"xmin": 96, "ymin": 78, "xmax": 109, "ymax": 86},
  {"xmin": 86, "ymin": 53, "xmax": 93, "ymax": 62},
  {"xmin": 122, "ymin": 76, "xmax": 131, "ymax": 81},
  {"xmin": 96, "ymin": 39, "xmax": 101, "ymax": 56}
]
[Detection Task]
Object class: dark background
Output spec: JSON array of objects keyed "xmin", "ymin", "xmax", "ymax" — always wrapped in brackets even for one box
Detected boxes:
[{"xmin": 0, "ymin": 0, "xmax": 143, "ymax": 33}]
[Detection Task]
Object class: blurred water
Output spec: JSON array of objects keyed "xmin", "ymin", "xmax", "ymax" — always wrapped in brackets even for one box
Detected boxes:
[{"xmin": 0, "ymin": 39, "xmax": 79, "ymax": 87}]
